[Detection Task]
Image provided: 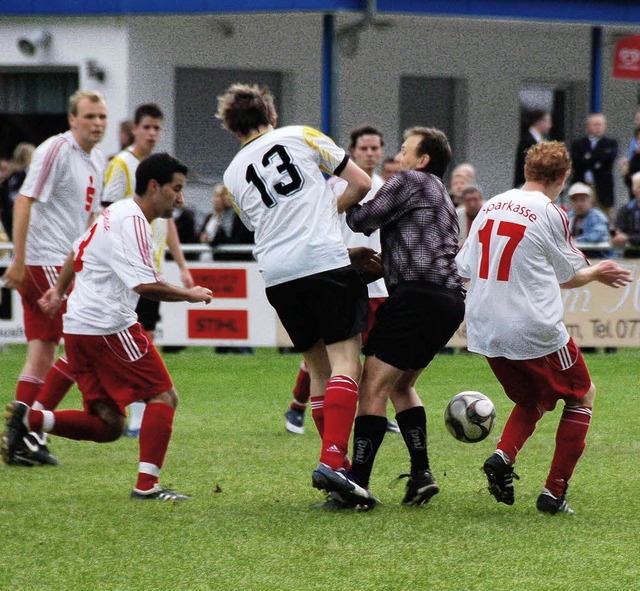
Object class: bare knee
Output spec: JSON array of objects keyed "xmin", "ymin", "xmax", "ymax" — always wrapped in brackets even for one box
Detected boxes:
[
  {"xmin": 148, "ymin": 388, "xmax": 179, "ymax": 409},
  {"xmin": 571, "ymin": 383, "xmax": 596, "ymax": 408},
  {"xmin": 89, "ymin": 402, "xmax": 126, "ymax": 442}
]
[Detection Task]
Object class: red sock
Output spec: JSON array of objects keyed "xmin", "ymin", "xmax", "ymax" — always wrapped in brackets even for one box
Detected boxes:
[
  {"xmin": 15, "ymin": 375, "xmax": 44, "ymax": 406},
  {"xmin": 35, "ymin": 356, "xmax": 75, "ymax": 411},
  {"xmin": 42, "ymin": 409, "xmax": 113, "ymax": 442},
  {"xmin": 319, "ymin": 375, "xmax": 358, "ymax": 470},
  {"xmin": 136, "ymin": 402, "xmax": 175, "ymax": 491},
  {"xmin": 291, "ymin": 362, "xmax": 310, "ymax": 411},
  {"xmin": 546, "ymin": 406, "xmax": 592, "ymax": 497},
  {"xmin": 310, "ymin": 395, "xmax": 325, "ymax": 438},
  {"xmin": 497, "ymin": 404, "xmax": 544, "ymax": 463}
]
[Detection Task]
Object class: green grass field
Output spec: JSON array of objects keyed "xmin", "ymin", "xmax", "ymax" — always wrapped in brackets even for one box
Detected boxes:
[{"xmin": 0, "ymin": 346, "xmax": 638, "ymax": 591}]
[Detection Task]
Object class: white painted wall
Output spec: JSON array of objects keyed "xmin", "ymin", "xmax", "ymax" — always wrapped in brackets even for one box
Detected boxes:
[{"xmin": 1, "ymin": 13, "xmax": 639, "ymax": 212}]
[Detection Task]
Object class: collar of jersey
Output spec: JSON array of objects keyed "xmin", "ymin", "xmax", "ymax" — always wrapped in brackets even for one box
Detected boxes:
[{"xmin": 241, "ymin": 130, "xmax": 269, "ymax": 149}]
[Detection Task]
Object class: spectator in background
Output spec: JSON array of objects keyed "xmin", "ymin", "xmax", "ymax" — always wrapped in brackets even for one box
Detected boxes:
[
  {"xmin": 380, "ymin": 157, "xmax": 400, "ymax": 182},
  {"xmin": 566, "ymin": 182, "xmax": 611, "ymax": 259},
  {"xmin": 199, "ymin": 184, "xmax": 228, "ymax": 246},
  {"xmin": 456, "ymin": 184, "xmax": 484, "ymax": 246},
  {"xmin": 1, "ymin": 143, "xmax": 36, "ymax": 240},
  {"xmin": 571, "ymin": 113, "xmax": 618, "ymax": 218},
  {"xmin": 514, "ymin": 109, "xmax": 552, "ymax": 188},
  {"xmin": 209, "ymin": 185, "xmax": 254, "ymax": 262},
  {"xmin": 118, "ymin": 119, "xmax": 134, "ymax": 151},
  {"xmin": 611, "ymin": 171, "xmax": 640, "ymax": 259},
  {"xmin": 448, "ymin": 167, "xmax": 473, "ymax": 207},
  {"xmin": 452, "ymin": 162, "xmax": 476, "ymax": 182},
  {"xmin": 172, "ymin": 202, "xmax": 199, "ymax": 260}
]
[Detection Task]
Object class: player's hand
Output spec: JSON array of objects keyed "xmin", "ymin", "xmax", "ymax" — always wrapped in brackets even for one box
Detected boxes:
[
  {"xmin": 1, "ymin": 261, "xmax": 25, "ymax": 290},
  {"xmin": 188, "ymin": 286, "xmax": 213, "ymax": 304},
  {"xmin": 38, "ymin": 288, "xmax": 64, "ymax": 317},
  {"xmin": 593, "ymin": 260, "xmax": 633, "ymax": 288},
  {"xmin": 348, "ymin": 246, "xmax": 383, "ymax": 283},
  {"xmin": 181, "ymin": 268, "xmax": 195, "ymax": 289}
]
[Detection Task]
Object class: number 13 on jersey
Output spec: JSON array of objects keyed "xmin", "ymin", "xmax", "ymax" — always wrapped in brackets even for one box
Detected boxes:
[{"xmin": 477, "ymin": 219, "xmax": 527, "ymax": 281}]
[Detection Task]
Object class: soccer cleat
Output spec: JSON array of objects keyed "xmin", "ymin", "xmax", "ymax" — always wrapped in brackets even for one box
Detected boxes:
[
  {"xmin": 483, "ymin": 451, "xmax": 520, "ymax": 506},
  {"xmin": 1, "ymin": 401, "xmax": 30, "ymax": 466},
  {"xmin": 386, "ymin": 419, "xmax": 400, "ymax": 434},
  {"xmin": 131, "ymin": 485, "xmax": 193, "ymax": 501},
  {"xmin": 311, "ymin": 491, "xmax": 379, "ymax": 512},
  {"xmin": 284, "ymin": 408, "xmax": 305, "ymax": 435},
  {"xmin": 124, "ymin": 427, "xmax": 140, "ymax": 438},
  {"xmin": 536, "ymin": 488, "xmax": 575, "ymax": 515},
  {"xmin": 399, "ymin": 469, "xmax": 440, "ymax": 505},
  {"xmin": 22, "ymin": 432, "xmax": 60, "ymax": 466},
  {"xmin": 311, "ymin": 463, "xmax": 378, "ymax": 509}
]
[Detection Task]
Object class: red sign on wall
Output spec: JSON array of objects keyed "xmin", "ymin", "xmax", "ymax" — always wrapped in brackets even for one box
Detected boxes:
[
  {"xmin": 612, "ymin": 35, "xmax": 640, "ymax": 80},
  {"xmin": 187, "ymin": 309, "xmax": 248, "ymax": 339},
  {"xmin": 189, "ymin": 268, "xmax": 247, "ymax": 298}
]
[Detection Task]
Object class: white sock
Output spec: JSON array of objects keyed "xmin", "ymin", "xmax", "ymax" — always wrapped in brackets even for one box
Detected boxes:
[{"xmin": 128, "ymin": 401, "xmax": 146, "ymax": 431}]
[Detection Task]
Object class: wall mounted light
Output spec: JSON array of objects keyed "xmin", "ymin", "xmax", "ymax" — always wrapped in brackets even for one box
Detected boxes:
[
  {"xmin": 17, "ymin": 31, "xmax": 52, "ymax": 56},
  {"xmin": 86, "ymin": 60, "xmax": 106, "ymax": 83}
]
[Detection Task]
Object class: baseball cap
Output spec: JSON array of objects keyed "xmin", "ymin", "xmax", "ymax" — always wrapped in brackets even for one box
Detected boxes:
[{"xmin": 567, "ymin": 182, "xmax": 593, "ymax": 199}]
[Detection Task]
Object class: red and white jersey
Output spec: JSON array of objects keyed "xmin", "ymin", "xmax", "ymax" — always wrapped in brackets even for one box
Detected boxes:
[
  {"xmin": 331, "ymin": 173, "xmax": 388, "ymax": 298},
  {"xmin": 64, "ymin": 199, "xmax": 161, "ymax": 336},
  {"xmin": 456, "ymin": 188, "xmax": 588, "ymax": 360},
  {"xmin": 223, "ymin": 125, "xmax": 350, "ymax": 287},
  {"xmin": 20, "ymin": 130, "xmax": 105, "ymax": 266}
]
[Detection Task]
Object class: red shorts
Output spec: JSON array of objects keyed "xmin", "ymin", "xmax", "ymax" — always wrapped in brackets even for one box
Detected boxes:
[
  {"xmin": 19, "ymin": 265, "xmax": 69, "ymax": 342},
  {"xmin": 487, "ymin": 338, "xmax": 592, "ymax": 412},
  {"xmin": 64, "ymin": 323, "xmax": 174, "ymax": 416}
]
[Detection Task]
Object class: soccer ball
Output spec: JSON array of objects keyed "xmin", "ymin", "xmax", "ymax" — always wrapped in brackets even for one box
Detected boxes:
[{"xmin": 444, "ymin": 391, "xmax": 496, "ymax": 443}]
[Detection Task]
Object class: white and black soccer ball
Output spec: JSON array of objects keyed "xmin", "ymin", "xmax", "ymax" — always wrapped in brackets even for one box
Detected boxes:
[{"xmin": 444, "ymin": 391, "xmax": 496, "ymax": 443}]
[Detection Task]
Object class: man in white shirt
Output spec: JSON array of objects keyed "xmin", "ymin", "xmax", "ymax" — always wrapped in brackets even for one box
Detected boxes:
[
  {"xmin": 284, "ymin": 125, "xmax": 399, "ymax": 437},
  {"xmin": 218, "ymin": 83, "xmax": 378, "ymax": 508},
  {"xmin": 456, "ymin": 141, "xmax": 630, "ymax": 515},
  {"xmin": 1, "ymin": 90, "xmax": 107, "ymax": 466},
  {"xmin": 1, "ymin": 153, "xmax": 213, "ymax": 501}
]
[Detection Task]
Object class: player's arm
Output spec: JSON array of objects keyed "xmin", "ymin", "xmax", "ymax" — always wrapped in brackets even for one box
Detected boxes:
[
  {"xmin": 560, "ymin": 260, "xmax": 631, "ymax": 289},
  {"xmin": 166, "ymin": 218, "xmax": 195, "ymax": 288},
  {"xmin": 134, "ymin": 281, "xmax": 212, "ymax": 304},
  {"xmin": 37, "ymin": 250, "xmax": 76, "ymax": 317},
  {"xmin": 335, "ymin": 159, "xmax": 372, "ymax": 213},
  {"xmin": 1, "ymin": 194, "xmax": 35, "ymax": 288}
]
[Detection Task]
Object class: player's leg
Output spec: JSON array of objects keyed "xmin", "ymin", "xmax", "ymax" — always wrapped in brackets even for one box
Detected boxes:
[
  {"xmin": 538, "ymin": 343, "xmax": 593, "ymax": 515},
  {"xmin": 284, "ymin": 358, "xmax": 310, "ymax": 435},
  {"xmin": 303, "ymin": 341, "xmax": 331, "ymax": 440}
]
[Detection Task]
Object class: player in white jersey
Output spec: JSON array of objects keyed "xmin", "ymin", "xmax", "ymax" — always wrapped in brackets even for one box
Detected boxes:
[
  {"xmin": 1, "ymin": 153, "xmax": 213, "ymax": 500},
  {"xmin": 30, "ymin": 104, "xmax": 194, "ymax": 443},
  {"xmin": 456, "ymin": 141, "xmax": 631, "ymax": 515},
  {"xmin": 1, "ymin": 90, "xmax": 107, "ymax": 466},
  {"xmin": 283, "ymin": 126, "xmax": 399, "ymax": 437},
  {"xmin": 218, "ymin": 83, "xmax": 379, "ymax": 508}
]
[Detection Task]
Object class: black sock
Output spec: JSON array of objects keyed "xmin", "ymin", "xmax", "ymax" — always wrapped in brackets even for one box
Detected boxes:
[
  {"xmin": 396, "ymin": 406, "xmax": 429, "ymax": 474},
  {"xmin": 349, "ymin": 415, "xmax": 387, "ymax": 489}
]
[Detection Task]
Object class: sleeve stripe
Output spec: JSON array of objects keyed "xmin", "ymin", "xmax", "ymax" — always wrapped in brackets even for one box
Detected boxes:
[
  {"xmin": 133, "ymin": 216, "xmax": 157, "ymax": 276},
  {"xmin": 32, "ymin": 137, "xmax": 67, "ymax": 199},
  {"xmin": 551, "ymin": 203, "xmax": 588, "ymax": 261},
  {"xmin": 333, "ymin": 154, "xmax": 350, "ymax": 177}
]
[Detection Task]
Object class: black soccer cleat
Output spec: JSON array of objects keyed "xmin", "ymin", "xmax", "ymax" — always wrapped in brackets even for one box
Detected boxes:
[
  {"xmin": 483, "ymin": 452, "xmax": 520, "ymax": 506},
  {"xmin": 400, "ymin": 469, "xmax": 440, "ymax": 506},
  {"xmin": 131, "ymin": 485, "xmax": 193, "ymax": 501},
  {"xmin": 312, "ymin": 463, "xmax": 378, "ymax": 509},
  {"xmin": 536, "ymin": 488, "xmax": 575, "ymax": 516},
  {"xmin": 311, "ymin": 491, "xmax": 379, "ymax": 512},
  {"xmin": 22, "ymin": 432, "xmax": 61, "ymax": 466},
  {"xmin": 284, "ymin": 408, "xmax": 305, "ymax": 435},
  {"xmin": 1, "ymin": 401, "xmax": 30, "ymax": 466}
]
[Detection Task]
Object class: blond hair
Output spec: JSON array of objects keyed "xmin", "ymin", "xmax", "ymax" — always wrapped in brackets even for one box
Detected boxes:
[
  {"xmin": 68, "ymin": 90, "xmax": 105, "ymax": 116},
  {"xmin": 524, "ymin": 141, "xmax": 571, "ymax": 185}
]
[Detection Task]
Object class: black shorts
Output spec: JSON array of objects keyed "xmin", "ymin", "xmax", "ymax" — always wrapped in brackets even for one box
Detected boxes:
[
  {"xmin": 363, "ymin": 280, "xmax": 465, "ymax": 371},
  {"xmin": 135, "ymin": 296, "xmax": 161, "ymax": 332},
  {"xmin": 266, "ymin": 266, "xmax": 368, "ymax": 353}
]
